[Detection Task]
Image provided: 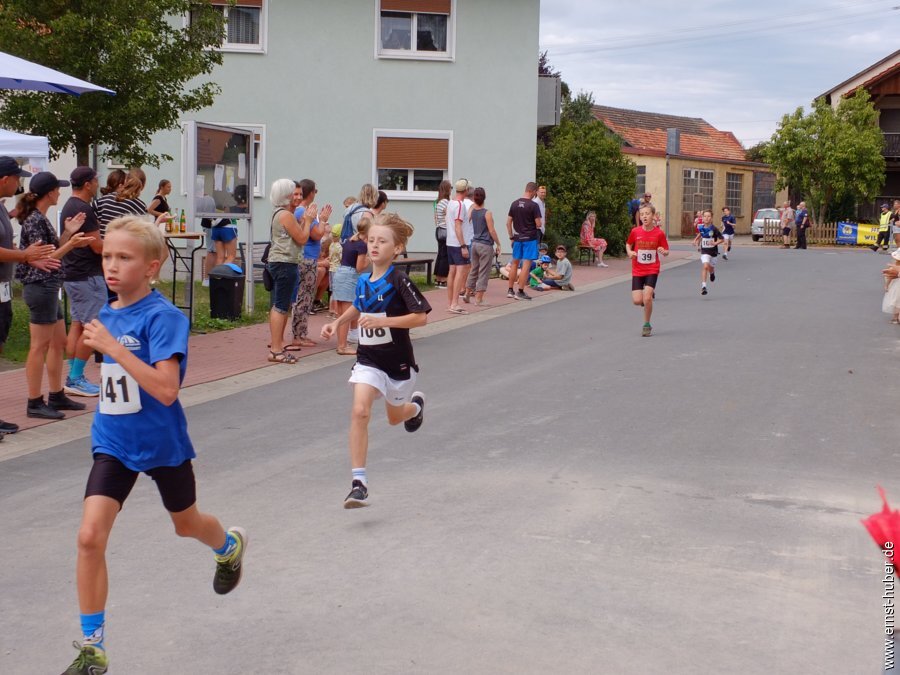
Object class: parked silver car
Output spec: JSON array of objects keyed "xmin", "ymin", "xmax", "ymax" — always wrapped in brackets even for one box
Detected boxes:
[{"xmin": 750, "ymin": 208, "xmax": 782, "ymax": 241}]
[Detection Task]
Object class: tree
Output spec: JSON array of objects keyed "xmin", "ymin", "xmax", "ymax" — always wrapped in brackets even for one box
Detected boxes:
[
  {"xmin": 0, "ymin": 1, "xmax": 228, "ymax": 167},
  {"xmin": 537, "ymin": 111, "xmax": 636, "ymax": 255},
  {"xmin": 745, "ymin": 141, "xmax": 769, "ymax": 163},
  {"xmin": 765, "ymin": 90, "xmax": 885, "ymax": 224}
]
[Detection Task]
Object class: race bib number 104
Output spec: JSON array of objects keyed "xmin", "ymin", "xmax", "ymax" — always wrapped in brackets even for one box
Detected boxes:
[{"xmin": 99, "ymin": 362, "xmax": 142, "ymax": 415}]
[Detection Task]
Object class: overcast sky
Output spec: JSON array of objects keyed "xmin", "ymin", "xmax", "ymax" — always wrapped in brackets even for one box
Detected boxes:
[{"xmin": 539, "ymin": 0, "xmax": 900, "ymax": 148}]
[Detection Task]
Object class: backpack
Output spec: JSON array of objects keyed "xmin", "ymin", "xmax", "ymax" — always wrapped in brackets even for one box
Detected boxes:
[{"xmin": 340, "ymin": 204, "xmax": 366, "ymax": 244}]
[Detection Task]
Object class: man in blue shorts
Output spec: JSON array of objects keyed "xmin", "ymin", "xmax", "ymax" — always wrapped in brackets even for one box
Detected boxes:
[
  {"xmin": 60, "ymin": 166, "xmax": 104, "ymax": 397},
  {"xmin": 506, "ymin": 182, "xmax": 543, "ymax": 301}
]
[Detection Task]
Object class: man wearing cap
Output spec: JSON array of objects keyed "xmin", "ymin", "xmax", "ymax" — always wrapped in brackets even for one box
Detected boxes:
[
  {"xmin": 59, "ymin": 167, "xmax": 103, "ymax": 397},
  {"xmin": 0, "ymin": 157, "xmax": 56, "ymax": 434},
  {"xmin": 875, "ymin": 203, "xmax": 892, "ymax": 252}
]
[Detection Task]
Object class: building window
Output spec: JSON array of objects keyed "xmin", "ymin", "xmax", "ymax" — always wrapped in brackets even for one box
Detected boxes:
[
  {"xmin": 682, "ymin": 168, "xmax": 714, "ymax": 214},
  {"xmin": 181, "ymin": 123, "xmax": 265, "ymax": 198},
  {"xmin": 377, "ymin": 0, "xmax": 455, "ymax": 60},
  {"xmin": 190, "ymin": 1, "xmax": 266, "ymax": 53},
  {"xmin": 635, "ymin": 165, "xmax": 646, "ymax": 197},
  {"xmin": 725, "ymin": 172, "xmax": 743, "ymax": 216},
  {"xmin": 374, "ymin": 131, "xmax": 451, "ymax": 199}
]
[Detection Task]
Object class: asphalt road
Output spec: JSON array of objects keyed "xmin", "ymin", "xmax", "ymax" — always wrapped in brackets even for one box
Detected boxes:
[{"xmin": 1, "ymin": 244, "xmax": 898, "ymax": 674}]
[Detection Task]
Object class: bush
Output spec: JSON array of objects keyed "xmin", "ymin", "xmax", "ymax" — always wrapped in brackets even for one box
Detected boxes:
[{"xmin": 538, "ymin": 118, "xmax": 636, "ymax": 256}]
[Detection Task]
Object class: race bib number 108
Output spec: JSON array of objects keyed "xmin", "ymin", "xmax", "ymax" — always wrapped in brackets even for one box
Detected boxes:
[
  {"xmin": 701, "ymin": 237, "xmax": 715, "ymax": 249},
  {"xmin": 358, "ymin": 312, "xmax": 392, "ymax": 346},
  {"xmin": 99, "ymin": 362, "xmax": 142, "ymax": 415}
]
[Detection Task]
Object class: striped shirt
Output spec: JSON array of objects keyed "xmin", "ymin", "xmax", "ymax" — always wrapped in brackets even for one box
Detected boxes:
[
  {"xmin": 434, "ymin": 198, "xmax": 448, "ymax": 230},
  {"xmin": 94, "ymin": 195, "xmax": 147, "ymax": 237}
]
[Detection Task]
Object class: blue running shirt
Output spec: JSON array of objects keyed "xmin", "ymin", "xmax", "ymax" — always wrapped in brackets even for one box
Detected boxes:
[
  {"xmin": 91, "ymin": 290, "xmax": 195, "ymax": 471},
  {"xmin": 352, "ymin": 266, "xmax": 431, "ymax": 380}
]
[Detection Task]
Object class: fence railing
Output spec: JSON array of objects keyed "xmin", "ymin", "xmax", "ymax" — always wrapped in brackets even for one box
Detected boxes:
[
  {"xmin": 761, "ymin": 219, "xmax": 838, "ymax": 245},
  {"xmin": 884, "ymin": 133, "xmax": 900, "ymax": 158}
]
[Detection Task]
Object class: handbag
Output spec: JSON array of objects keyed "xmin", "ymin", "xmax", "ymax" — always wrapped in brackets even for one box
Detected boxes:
[{"xmin": 436, "ymin": 226, "xmax": 447, "ymax": 242}]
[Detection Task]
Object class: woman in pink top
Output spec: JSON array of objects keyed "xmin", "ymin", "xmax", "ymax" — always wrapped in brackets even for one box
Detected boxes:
[{"xmin": 580, "ymin": 211, "xmax": 608, "ymax": 267}]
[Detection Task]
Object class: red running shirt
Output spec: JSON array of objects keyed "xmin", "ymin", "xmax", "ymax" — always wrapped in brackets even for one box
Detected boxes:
[{"xmin": 626, "ymin": 226, "xmax": 669, "ymax": 276}]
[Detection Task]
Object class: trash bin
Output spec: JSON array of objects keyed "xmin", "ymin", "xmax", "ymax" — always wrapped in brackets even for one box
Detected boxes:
[{"xmin": 208, "ymin": 263, "xmax": 244, "ymax": 320}]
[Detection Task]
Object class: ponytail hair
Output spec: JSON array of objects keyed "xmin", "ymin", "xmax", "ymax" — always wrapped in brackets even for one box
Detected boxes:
[{"xmin": 14, "ymin": 192, "xmax": 40, "ymax": 223}]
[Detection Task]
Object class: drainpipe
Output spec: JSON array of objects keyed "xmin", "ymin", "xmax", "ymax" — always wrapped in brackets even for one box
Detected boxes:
[{"xmin": 664, "ymin": 155, "xmax": 670, "ymax": 237}]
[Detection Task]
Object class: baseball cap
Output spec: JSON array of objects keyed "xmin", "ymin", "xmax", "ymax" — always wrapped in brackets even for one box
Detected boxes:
[
  {"xmin": 0, "ymin": 156, "xmax": 31, "ymax": 178},
  {"xmin": 28, "ymin": 171, "xmax": 70, "ymax": 197},
  {"xmin": 882, "ymin": 203, "xmax": 890, "ymax": 209},
  {"xmin": 331, "ymin": 223, "xmax": 342, "ymax": 238},
  {"xmin": 454, "ymin": 178, "xmax": 469, "ymax": 192},
  {"xmin": 540, "ymin": 255, "xmax": 552, "ymax": 263},
  {"xmin": 538, "ymin": 242, "xmax": 549, "ymax": 250},
  {"xmin": 70, "ymin": 166, "xmax": 97, "ymax": 187}
]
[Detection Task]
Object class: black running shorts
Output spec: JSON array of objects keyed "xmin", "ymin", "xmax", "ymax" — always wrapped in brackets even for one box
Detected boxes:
[
  {"xmin": 85, "ymin": 453, "xmax": 197, "ymax": 513},
  {"xmin": 632, "ymin": 275, "xmax": 658, "ymax": 291}
]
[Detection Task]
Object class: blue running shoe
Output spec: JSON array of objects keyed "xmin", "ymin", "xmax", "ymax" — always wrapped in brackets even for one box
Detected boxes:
[{"xmin": 65, "ymin": 377, "xmax": 100, "ymax": 397}]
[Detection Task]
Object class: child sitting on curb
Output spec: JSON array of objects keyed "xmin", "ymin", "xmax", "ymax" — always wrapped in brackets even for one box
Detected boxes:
[
  {"xmin": 530, "ymin": 255, "xmax": 552, "ymax": 291},
  {"xmin": 539, "ymin": 245, "xmax": 575, "ymax": 291}
]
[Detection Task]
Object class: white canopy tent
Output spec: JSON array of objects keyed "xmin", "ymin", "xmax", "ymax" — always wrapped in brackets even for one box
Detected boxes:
[
  {"xmin": 0, "ymin": 51, "xmax": 114, "ymax": 96},
  {"xmin": 0, "ymin": 128, "xmax": 49, "ymax": 172}
]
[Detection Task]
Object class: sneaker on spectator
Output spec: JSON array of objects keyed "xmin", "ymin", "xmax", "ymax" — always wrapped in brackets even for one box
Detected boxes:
[
  {"xmin": 515, "ymin": 289, "xmax": 532, "ymax": 301},
  {"xmin": 506, "ymin": 288, "xmax": 515, "ymax": 299},
  {"xmin": 65, "ymin": 376, "xmax": 100, "ymax": 397}
]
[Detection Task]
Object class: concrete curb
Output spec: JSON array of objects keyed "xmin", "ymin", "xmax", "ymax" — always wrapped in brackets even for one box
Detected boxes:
[{"xmin": 0, "ymin": 258, "xmax": 694, "ymax": 463}]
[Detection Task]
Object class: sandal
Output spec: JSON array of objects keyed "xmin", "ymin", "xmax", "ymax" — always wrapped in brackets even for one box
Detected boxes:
[
  {"xmin": 447, "ymin": 306, "xmax": 468, "ymax": 314},
  {"xmin": 283, "ymin": 344, "xmax": 303, "ymax": 352},
  {"xmin": 268, "ymin": 350, "xmax": 298, "ymax": 364}
]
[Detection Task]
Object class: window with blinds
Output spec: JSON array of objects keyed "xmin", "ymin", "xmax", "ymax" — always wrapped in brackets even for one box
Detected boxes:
[
  {"xmin": 378, "ymin": 0, "xmax": 454, "ymax": 59},
  {"xmin": 375, "ymin": 134, "xmax": 450, "ymax": 196},
  {"xmin": 190, "ymin": 1, "xmax": 265, "ymax": 52}
]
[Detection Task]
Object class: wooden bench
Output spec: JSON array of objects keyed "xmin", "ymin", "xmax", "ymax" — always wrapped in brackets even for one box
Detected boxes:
[
  {"xmin": 577, "ymin": 245, "xmax": 596, "ymax": 265},
  {"xmin": 395, "ymin": 251, "xmax": 433, "ymax": 285}
]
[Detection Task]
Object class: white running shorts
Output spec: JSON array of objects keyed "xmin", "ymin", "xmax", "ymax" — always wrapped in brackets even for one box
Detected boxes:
[
  {"xmin": 348, "ymin": 363, "xmax": 417, "ymax": 407},
  {"xmin": 700, "ymin": 254, "xmax": 717, "ymax": 266},
  {"xmin": 722, "ymin": 233, "xmax": 734, "ymax": 241}
]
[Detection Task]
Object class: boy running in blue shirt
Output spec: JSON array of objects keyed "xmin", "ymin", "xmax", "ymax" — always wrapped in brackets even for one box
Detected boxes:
[
  {"xmin": 721, "ymin": 207, "xmax": 735, "ymax": 260},
  {"xmin": 61, "ymin": 216, "xmax": 246, "ymax": 675}
]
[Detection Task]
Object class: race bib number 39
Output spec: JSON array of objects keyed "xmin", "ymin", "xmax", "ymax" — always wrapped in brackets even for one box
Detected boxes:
[
  {"xmin": 358, "ymin": 312, "xmax": 392, "ymax": 346},
  {"xmin": 99, "ymin": 362, "xmax": 142, "ymax": 415},
  {"xmin": 637, "ymin": 249, "xmax": 657, "ymax": 265},
  {"xmin": 701, "ymin": 237, "xmax": 715, "ymax": 249}
]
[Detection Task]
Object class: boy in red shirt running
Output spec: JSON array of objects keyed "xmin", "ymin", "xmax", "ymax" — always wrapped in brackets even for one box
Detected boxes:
[{"xmin": 626, "ymin": 204, "xmax": 669, "ymax": 337}]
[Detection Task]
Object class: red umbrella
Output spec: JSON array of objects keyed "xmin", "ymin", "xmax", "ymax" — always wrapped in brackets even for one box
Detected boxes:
[{"xmin": 861, "ymin": 486, "xmax": 900, "ymax": 564}]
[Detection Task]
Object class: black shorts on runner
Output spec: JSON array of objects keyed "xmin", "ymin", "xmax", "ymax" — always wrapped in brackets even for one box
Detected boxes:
[
  {"xmin": 85, "ymin": 453, "xmax": 197, "ymax": 513},
  {"xmin": 632, "ymin": 275, "xmax": 658, "ymax": 291}
]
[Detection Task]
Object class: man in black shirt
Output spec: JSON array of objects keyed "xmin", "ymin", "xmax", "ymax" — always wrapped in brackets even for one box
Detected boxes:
[
  {"xmin": 505, "ymin": 181, "xmax": 543, "ymax": 300},
  {"xmin": 59, "ymin": 166, "xmax": 104, "ymax": 397}
]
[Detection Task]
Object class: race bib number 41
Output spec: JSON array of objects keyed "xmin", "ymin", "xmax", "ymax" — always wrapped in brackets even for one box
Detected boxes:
[
  {"xmin": 99, "ymin": 362, "xmax": 142, "ymax": 415},
  {"xmin": 358, "ymin": 312, "xmax": 392, "ymax": 346},
  {"xmin": 637, "ymin": 249, "xmax": 657, "ymax": 265}
]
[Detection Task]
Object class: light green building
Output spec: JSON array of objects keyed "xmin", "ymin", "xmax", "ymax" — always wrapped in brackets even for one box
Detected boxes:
[{"xmin": 138, "ymin": 0, "xmax": 544, "ymax": 253}]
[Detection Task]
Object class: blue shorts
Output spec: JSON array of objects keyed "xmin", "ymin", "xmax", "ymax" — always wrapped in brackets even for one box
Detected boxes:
[
  {"xmin": 512, "ymin": 239, "xmax": 538, "ymax": 261},
  {"xmin": 447, "ymin": 245, "xmax": 469, "ymax": 266},
  {"xmin": 211, "ymin": 226, "xmax": 238, "ymax": 243},
  {"xmin": 64, "ymin": 275, "xmax": 107, "ymax": 324},
  {"xmin": 267, "ymin": 261, "xmax": 300, "ymax": 314}
]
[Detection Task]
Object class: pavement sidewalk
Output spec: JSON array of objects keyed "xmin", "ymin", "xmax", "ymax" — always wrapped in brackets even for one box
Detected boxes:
[{"xmin": 0, "ymin": 251, "xmax": 692, "ymax": 434}]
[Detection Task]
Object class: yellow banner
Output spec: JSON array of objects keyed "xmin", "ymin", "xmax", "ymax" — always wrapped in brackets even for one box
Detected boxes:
[{"xmin": 857, "ymin": 223, "xmax": 880, "ymax": 245}]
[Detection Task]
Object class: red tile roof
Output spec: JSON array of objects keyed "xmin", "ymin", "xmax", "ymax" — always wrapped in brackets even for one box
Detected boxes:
[{"xmin": 592, "ymin": 105, "xmax": 747, "ymax": 163}]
